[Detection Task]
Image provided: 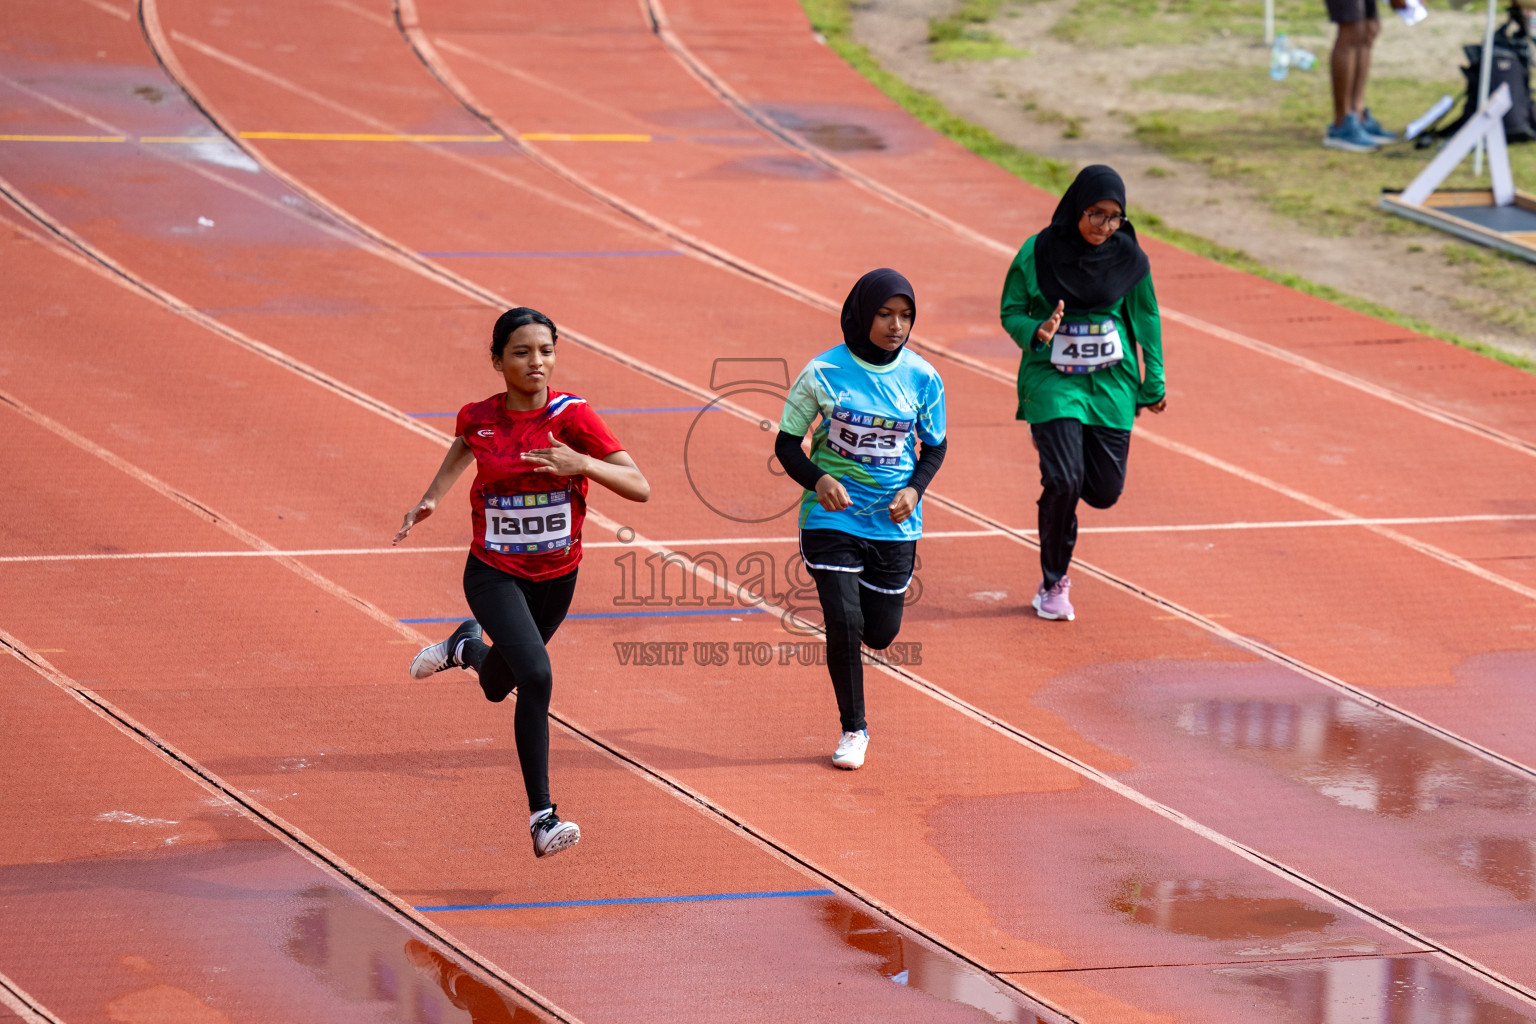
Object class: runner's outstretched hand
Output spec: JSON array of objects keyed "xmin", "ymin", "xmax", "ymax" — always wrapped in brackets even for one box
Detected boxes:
[
  {"xmin": 1035, "ymin": 300, "xmax": 1066, "ymax": 344},
  {"xmin": 393, "ymin": 500, "xmax": 435, "ymax": 545},
  {"xmin": 523, "ymin": 432, "xmax": 589, "ymax": 476},
  {"xmin": 888, "ymin": 486, "xmax": 918, "ymax": 524}
]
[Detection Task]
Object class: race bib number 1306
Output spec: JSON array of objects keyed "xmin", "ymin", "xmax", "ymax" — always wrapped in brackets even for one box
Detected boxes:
[{"xmin": 484, "ymin": 490, "xmax": 572, "ymax": 554}]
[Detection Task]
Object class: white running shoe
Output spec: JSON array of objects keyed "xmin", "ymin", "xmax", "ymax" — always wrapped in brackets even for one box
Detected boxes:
[
  {"xmin": 832, "ymin": 729, "xmax": 869, "ymax": 770},
  {"xmin": 531, "ymin": 806, "xmax": 581, "ymax": 858},
  {"xmin": 409, "ymin": 619, "xmax": 481, "ymax": 679}
]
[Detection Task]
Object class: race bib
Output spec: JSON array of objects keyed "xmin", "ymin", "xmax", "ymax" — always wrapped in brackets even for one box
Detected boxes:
[
  {"xmin": 1050, "ymin": 319, "xmax": 1123, "ymax": 375},
  {"xmin": 826, "ymin": 406, "xmax": 913, "ymax": 466},
  {"xmin": 483, "ymin": 490, "xmax": 573, "ymax": 554}
]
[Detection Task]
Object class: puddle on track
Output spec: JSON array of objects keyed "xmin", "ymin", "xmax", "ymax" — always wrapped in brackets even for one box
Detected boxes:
[
  {"xmin": 819, "ymin": 897, "xmax": 1053, "ymax": 1023},
  {"xmin": 1109, "ymin": 878, "xmax": 1338, "ymax": 941},
  {"xmin": 1218, "ymin": 955, "xmax": 1536, "ymax": 1024},
  {"xmin": 1174, "ymin": 694, "xmax": 1535, "ymax": 817},
  {"xmin": 289, "ymin": 886, "xmax": 540, "ymax": 1023}
]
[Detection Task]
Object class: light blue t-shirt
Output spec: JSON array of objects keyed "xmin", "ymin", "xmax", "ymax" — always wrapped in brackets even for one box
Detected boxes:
[{"xmin": 778, "ymin": 345, "xmax": 947, "ymax": 541}]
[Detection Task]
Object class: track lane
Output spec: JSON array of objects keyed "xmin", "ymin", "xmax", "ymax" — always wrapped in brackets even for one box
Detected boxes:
[{"xmin": 9, "ymin": 4, "xmax": 1536, "ymax": 1019}]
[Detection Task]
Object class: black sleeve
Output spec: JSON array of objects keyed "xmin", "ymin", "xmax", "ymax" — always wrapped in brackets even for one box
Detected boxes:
[
  {"xmin": 905, "ymin": 437, "xmax": 947, "ymax": 497},
  {"xmin": 775, "ymin": 430, "xmax": 828, "ymax": 492}
]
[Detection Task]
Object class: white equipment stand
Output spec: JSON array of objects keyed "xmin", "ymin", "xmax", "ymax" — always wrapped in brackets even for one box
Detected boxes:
[{"xmin": 1381, "ymin": 84, "xmax": 1536, "ymax": 262}]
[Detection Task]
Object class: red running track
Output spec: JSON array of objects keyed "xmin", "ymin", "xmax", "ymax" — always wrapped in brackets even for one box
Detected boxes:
[{"xmin": 1, "ymin": 0, "xmax": 1535, "ymax": 1021}]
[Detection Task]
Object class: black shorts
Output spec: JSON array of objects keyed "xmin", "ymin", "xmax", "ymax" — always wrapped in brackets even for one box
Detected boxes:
[
  {"xmin": 799, "ymin": 528, "xmax": 917, "ymax": 595},
  {"xmin": 1326, "ymin": 0, "xmax": 1377, "ymax": 24}
]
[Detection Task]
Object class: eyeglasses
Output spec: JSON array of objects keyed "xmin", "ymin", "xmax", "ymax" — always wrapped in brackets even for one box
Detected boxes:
[{"xmin": 1084, "ymin": 210, "xmax": 1127, "ymax": 229}]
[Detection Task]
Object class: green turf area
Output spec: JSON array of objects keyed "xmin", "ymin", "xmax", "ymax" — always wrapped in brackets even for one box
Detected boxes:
[
  {"xmin": 927, "ymin": 0, "xmax": 1030, "ymax": 60},
  {"xmin": 796, "ymin": 0, "xmax": 1536, "ymax": 374}
]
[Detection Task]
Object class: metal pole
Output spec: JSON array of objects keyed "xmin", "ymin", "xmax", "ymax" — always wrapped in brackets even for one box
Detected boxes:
[
  {"xmin": 1265, "ymin": 0, "xmax": 1275, "ymax": 45},
  {"xmin": 1475, "ymin": 0, "xmax": 1497, "ymax": 175}
]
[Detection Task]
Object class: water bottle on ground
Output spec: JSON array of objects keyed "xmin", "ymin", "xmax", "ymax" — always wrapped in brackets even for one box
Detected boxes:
[{"xmin": 1270, "ymin": 33, "xmax": 1291, "ymax": 81}]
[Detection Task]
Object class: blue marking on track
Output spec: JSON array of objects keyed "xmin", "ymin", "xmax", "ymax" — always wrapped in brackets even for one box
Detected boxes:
[
  {"xmin": 420, "ymin": 250, "xmax": 682, "ymax": 258},
  {"xmin": 416, "ymin": 888, "xmax": 836, "ymax": 912},
  {"xmin": 400, "ymin": 608, "xmax": 765, "ymax": 624}
]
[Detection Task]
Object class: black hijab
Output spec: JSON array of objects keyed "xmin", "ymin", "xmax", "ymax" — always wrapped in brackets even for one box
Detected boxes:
[
  {"xmin": 1033, "ymin": 165, "xmax": 1150, "ymax": 314},
  {"xmin": 841, "ymin": 268, "xmax": 915, "ymax": 366}
]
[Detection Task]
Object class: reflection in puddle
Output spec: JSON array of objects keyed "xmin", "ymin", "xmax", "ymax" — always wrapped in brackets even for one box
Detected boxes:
[
  {"xmin": 766, "ymin": 109, "xmax": 887, "ymax": 151},
  {"xmin": 1110, "ymin": 879, "xmax": 1336, "ymax": 940},
  {"xmin": 1219, "ymin": 956, "xmax": 1535, "ymax": 1024},
  {"xmin": 819, "ymin": 899, "xmax": 1050, "ymax": 1023},
  {"xmin": 288, "ymin": 886, "xmax": 540, "ymax": 1022},
  {"xmin": 1445, "ymin": 836, "xmax": 1536, "ymax": 902},
  {"xmin": 1175, "ymin": 696, "xmax": 1535, "ymax": 818}
]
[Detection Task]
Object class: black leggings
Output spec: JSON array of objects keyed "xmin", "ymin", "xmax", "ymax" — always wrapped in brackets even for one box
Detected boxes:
[
  {"xmin": 811, "ymin": 570, "xmax": 905, "ymax": 733},
  {"xmin": 460, "ymin": 553, "xmax": 577, "ymax": 813},
  {"xmin": 1032, "ymin": 417, "xmax": 1131, "ymax": 587}
]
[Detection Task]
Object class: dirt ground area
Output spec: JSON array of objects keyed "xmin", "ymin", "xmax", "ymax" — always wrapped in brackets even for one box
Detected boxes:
[{"xmin": 850, "ymin": 0, "xmax": 1536, "ymax": 362}]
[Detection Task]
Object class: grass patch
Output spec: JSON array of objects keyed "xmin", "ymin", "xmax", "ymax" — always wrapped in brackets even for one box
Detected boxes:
[
  {"xmin": 800, "ymin": 0, "xmax": 1075, "ymax": 190},
  {"xmin": 1053, "ymin": 0, "xmax": 1325, "ymax": 46},
  {"xmin": 928, "ymin": 0, "xmax": 1029, "ymax": 60}
]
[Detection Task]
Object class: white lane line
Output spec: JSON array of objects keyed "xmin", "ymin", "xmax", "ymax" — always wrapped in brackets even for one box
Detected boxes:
[
  {"xmin": 0, "ymin": 970, "xmax": 62, "ymax": 1024},
  {"xmin": 3, "ymin": 515, "xmax": 1532, "ymax": 564}
]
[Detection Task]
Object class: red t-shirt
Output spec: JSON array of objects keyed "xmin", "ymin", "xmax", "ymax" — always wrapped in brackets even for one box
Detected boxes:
[{"xmin": 456, "ymin": 391, "xmax": 625, "ymax": 581}]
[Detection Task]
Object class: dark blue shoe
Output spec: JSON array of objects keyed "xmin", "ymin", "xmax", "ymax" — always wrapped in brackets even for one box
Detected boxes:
[
  {"xmin": 1324, "ymin": 113, "xmax": 1380, "ymax": 152},
  {"xmin": 1360, "ymin": 108, "xmax": 1398, "ymax": 143}
]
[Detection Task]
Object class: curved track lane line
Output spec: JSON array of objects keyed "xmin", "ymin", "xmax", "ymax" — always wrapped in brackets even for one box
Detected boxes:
[
  {"xmin": 0, "ymin": 973, "xmax": 60, "ymax": 1024},
  {"xmin": 639, "ymin": 0, "xmax": 1536, "ymax": 461},
  {"xmin": 0, "ymin": 194, "xmax": 1079, "ymax": 1024},
  {"xmin": 380, "ymin": 9, "xmax": 1536, "ymax": 609},
  {"xmin": 8, "ymin": 171, "xmax": 1533, "ymax": 1014},
  {"xmin": 0, "ymin": 630, "xmax": 582, "ymax": 1024}
]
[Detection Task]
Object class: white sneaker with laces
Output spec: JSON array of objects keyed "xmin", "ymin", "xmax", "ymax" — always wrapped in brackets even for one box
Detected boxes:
[
  {"xmin": 832, "ymin": 729, "xmax": 869, "ymax": 770},
  {"xmin": 531, "ymin": 806, "xmax": 581, "ymax": 858},
  {"xmin": 409, "ymin": 619, "xmax": 482, "ymax": 680}
]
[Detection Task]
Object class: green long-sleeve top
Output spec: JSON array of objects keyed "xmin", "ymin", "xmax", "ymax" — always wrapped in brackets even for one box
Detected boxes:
[{"xmin": 1000, "ymin": 235, "xmax": 1165, "ymax": 431}]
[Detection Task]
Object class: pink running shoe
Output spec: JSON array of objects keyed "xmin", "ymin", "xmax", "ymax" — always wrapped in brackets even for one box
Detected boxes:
[{"xmin": 1032, "ymin": 576, "xmax": 1074, "ymax": 621}]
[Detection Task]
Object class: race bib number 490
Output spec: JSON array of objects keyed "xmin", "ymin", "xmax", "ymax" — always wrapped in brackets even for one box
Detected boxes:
[
  {"xmin": 484, "ymin": 491, "xmax": 572, "ymax": 554},
  {"xmin": 827, "ymin": 407, "xmax": 913, "ymax": 466},
  {"xmin": 1050, "ymin": 320, "xmax": 1123, "ymax": 375}
]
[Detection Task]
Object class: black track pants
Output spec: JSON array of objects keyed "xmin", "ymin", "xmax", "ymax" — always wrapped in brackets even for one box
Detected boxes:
[
  {"xmin": 1032, "ymin": 417, "xmax": 1131, "ymax": 588},
  {"xmin": 810, "ymin": 569, "xmax": 906, "ymax": 734},
  {"xmin": 460, "ymin": 553, "xmax": 577, "ymax": 813},
  {"xmin": 801, "ymin": 529, "xmax": 916, "ymax": 734}
]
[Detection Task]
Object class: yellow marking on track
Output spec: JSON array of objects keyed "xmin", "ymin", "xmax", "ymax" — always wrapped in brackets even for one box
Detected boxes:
[
  {"xmin": 0, "ymin": 134, "xmax": 126, "ymax": 142},
  {"xmin": 240, "ymin": 130, "xmax": 656, "ymax": 143},
  {"xmin": 520, "ymin": 132, "xmax": 653, "ymax": 142},
  {"xmin": 240, "ymin": 131, "xmax": 501, "ymax": 142}
]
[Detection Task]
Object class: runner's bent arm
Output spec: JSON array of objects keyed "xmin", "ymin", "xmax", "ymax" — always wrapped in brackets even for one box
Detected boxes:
[
  {"xmin": 394, "ymin": 436, "xmax": 475, "ymax": 544},
  {"xmin": 522, "ymin": 432, "xmax": 650, "ymax": 502},
  {"xmin": 1125, "ymin": 274, "xmax": 1167, "ymax": 413}
]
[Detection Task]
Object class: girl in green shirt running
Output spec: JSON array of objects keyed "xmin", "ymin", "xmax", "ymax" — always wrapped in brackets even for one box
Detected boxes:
[{"xmin": 1000, "ymin": 165, "xmax": 1167, "ymax": 621}]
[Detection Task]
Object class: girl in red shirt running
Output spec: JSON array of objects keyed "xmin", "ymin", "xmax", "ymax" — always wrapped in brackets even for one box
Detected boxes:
[{"xmin": 393, "ymin": 307, "xmax": 650, "ymax": 858}]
